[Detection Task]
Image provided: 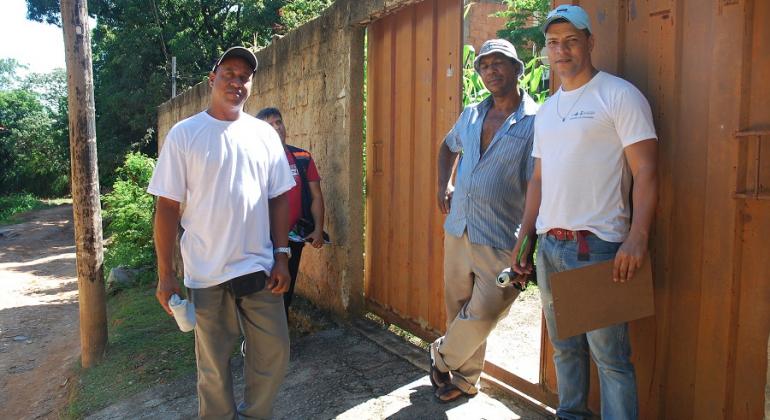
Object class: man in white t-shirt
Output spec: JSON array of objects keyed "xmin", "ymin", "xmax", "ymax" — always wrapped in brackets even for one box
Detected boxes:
[
  {"xmin": 511, "ymin": 6, "xmax": 658, "ymax": 420},
  {"xmin": 148, "ymin": 46, "xmax": 295, "ymax": 419}
]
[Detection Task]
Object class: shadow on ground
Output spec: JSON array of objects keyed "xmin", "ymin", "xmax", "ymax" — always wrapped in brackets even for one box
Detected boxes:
[{"xmin": 87, "ymin": 315, "xmax": 548, "ymax": 420}]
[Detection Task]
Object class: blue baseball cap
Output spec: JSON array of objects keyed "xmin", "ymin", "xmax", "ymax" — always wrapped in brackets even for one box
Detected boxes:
[{"xmin": 542, "ymin": 4, "xmax": 592, "ymax": 34}]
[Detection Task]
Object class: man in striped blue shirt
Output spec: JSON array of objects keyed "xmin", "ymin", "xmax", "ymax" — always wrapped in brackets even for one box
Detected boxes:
[{"xmin": 430, "ymin": 39, "xmax": 538, "ymax": 403}]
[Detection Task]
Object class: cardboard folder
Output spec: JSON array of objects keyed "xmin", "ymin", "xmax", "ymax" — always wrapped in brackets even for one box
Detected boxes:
[{"xmin": 550, "ymin": 257, "xmax": 654, "ymax": 340}]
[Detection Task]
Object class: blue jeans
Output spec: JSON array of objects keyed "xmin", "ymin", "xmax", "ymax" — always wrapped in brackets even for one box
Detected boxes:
[{"xmin": 537, "ymin": 233, "xmax": 638, "ymax": 420}]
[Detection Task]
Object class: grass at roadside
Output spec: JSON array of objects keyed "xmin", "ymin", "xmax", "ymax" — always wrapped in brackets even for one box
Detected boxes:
[
  {"xmin": 64, "ymin": 286, "xmax": 335, "ymax": 418},
  {"xmin": 65, "ymin": 284, "xmax": 196, "ymax": 418},
  {"xmin": 0, "ymin": 194, "xmax": 68, "ymax": 225},
  {"xmin": 364, "ymin": 312, "xmax": 431, "ymax": 350}
]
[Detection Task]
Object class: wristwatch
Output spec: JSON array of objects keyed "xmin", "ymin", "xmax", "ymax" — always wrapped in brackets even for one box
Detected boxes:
[{"xmin": 274, "ymin": 246, "xmax": 291, "ymax": 259}]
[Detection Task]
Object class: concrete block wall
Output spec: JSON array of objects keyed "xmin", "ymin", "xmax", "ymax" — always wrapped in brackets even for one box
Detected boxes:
[{"xmin": 243, "ymin": 2, "xmax": 365, "ymax": 316}]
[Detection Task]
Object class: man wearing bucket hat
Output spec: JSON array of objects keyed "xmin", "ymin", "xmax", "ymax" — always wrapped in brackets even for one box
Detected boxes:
[
  {"xmin": 149, "ymin": 46, "xmax": 295, "ymax": 419},
  {"xmin": 431, "ymin": 38, "xmax": 539, "ymax": 403},
  {"xmin": 511, "ymin": 5, "xmax": 658, "ymax": 419}
]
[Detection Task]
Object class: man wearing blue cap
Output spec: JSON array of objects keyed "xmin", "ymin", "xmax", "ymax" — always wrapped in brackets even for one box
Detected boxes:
[
  {"xmin": 431, "ymin": 38, "xmax": 539, "ymax": 402},
  {"xmin": 149, "ymin": 46, "xmax": 295, "ymax": 419},
  {"xmin": 511, "ymin": 5, "xmax": 658, "ymax": 420}
]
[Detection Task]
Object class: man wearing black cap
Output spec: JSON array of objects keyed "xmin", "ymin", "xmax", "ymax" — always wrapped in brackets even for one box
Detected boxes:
[
  {"xmin": 431, "ymin": 38, "xmax": 538, "ymax": 403},
  {"xmin": 511, "ymin": 5, "xmax": 658, "ymax": 419},
  {"xmin": 148, "ymin": 46, "xmax": 295, "ymax": 419}
]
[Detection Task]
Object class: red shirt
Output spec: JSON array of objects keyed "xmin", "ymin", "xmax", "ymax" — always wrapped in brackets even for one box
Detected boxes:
[{"xmin": 285, "ymin": 148, "xmax": 320, "ymax": 230}]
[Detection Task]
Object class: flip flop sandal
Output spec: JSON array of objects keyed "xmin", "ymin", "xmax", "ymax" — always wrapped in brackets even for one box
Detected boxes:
[
  {"xmin": 429, "ymin": 351, "xmax": 450, "ymax": 390},
  {"xmin": 435, "ymin": 383, "xmax": 475, "ymax": 403}
]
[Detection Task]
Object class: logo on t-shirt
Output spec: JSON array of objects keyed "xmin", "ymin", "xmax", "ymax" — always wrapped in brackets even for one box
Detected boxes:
[
  {"xmin": 568, "ymin": 110, "xmax": 596, "ymax": 121},
  {"xmin": 289, "ymin": 164, "xmax": 299, "ymax": 177}
]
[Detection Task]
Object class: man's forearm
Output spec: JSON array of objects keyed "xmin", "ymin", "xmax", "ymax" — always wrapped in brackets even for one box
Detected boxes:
[
  {"xmin": 309, "ymin": 182, "xmax": 324, "ymax": 233},
  {"xmin": 269, "ymin": 193, "xmax": 290, "ymax": 247},
  {"xmin": 519, "ymin": 160, "xmax": 542, "ymax": 236},
  {"xmin": 629, "ymin": 166, "xmax": 657, "ymax": 239},
  {"xmin": 519, "ymin": 177, "xmax": 542, "ymax": 236},
  {"xmin": 154, "ymin": 198, "xmax": 181, "ymax": 280},
  {"xmin": 437, "ymin": 142, "xmax": 458, "ymax": 191}
]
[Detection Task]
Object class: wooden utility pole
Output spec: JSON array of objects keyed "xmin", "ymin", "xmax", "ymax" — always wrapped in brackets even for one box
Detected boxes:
[{"xmin": 60, "ymin": 0, "xmax": 108, "ymax": 367}]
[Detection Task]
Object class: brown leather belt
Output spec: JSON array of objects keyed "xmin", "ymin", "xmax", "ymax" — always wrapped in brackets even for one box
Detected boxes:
[{"xmin": 547, "ymin": 229, "xmax": 592, "ymax": 261}]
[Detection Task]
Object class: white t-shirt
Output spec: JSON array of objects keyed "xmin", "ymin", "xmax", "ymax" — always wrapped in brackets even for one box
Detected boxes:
[
  {"xmin": 147, "ymin": 111, "xmax": 295, "ymax": 288},
  {"xmin": 533, "ymin": 71, "xmax": 657, "ymax": 242}
]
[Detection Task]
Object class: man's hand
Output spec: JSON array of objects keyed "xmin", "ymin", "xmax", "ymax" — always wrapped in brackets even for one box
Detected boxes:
[
  {"xmin": 436, "ymin": 141, "xmax": 458, "ymax": 215},
  {"xmin": 306, "ymin": 229, "xmax": 324, "ymax": 248},
  {"xmin": 267, "ymin": 255, "xmax": 291, "ymax": 294},
  {"xmin": 511, "ymin": 233, "xmax": 535, "ymax": 276},
  {"xmin": 437, "ymin": 186, "xmax": 453, "ymax": 214},
  {"xmin": 616, "ymin": 139, "xmax": 656, "ymax": 283},
  {"xmin": 156, "ymin": 275, "xmax": 182, "ymax": 316},
  {"xmin": 613, "ymin": 231, "xmax": 648, "ymax": 282}
]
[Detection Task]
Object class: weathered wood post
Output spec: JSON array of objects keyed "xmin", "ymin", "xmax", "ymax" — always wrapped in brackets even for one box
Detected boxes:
[{"xmin": 60, "ymin": 0, "xmax": 108, "ymax": 367}]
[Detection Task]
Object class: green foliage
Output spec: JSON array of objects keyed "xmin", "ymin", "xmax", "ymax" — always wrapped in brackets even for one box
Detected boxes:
[
  {"xmin": 280, "ymin": 0, "xmax": 334, "ymax": 28},
  {"xmin": 520, "ymin": 56, "xmax": 549, "ymax": 103},
  {"xmin": 102, "ymin": 152, "xmax": 157, "ymax": 277},
  {"xmin": 462, "ymin": 45, "xmax": 549, "ymax": 107},
  {"xmin": 26, "ymin": 0, "xmax": 334, "ymax": 186},
  {"xmin": 0, "ymin": 60, "xmax": 69, "ymax": 197},
  {"xmin": 0, "ymin": 193, "xmax": 52, "ymax": 225},
  {"xmin": 66, "ymin": 285, "xmax": 196, "ymax": 418},
  {"xmin": 462, "ymin": 45, "xmax": 490, "ymax": 107},
  {"xmin": 495, "ymin": 0, "xmax": 550, "ymax": 62},
  {"xmin": 0, "ymin": 58, "xmax": 26, "ymax": 90}
]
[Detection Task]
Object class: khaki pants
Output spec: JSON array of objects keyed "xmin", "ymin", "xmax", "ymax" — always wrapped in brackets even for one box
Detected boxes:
[
  {"xmin": 190, "ymin": 283, "xmax": 289, "ymax": 419},
  {"xmin": 432, "ymin": 232, "xmax": 519, "ymax": 393}
]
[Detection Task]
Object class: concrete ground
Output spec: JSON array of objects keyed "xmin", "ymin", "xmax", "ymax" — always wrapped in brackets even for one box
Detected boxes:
[{"xmin": 87, "ymin": 318, "xmax": 550, "ymax": 420}]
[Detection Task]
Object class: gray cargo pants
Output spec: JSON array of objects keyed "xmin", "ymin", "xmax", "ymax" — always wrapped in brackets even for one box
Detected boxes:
[{"xmin": 190, "ymin": 282, "xmax": 289, "ymax": 419}]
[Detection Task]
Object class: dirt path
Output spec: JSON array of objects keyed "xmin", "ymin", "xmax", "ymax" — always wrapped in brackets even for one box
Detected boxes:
[{"xmin": 0, "ymin": 205, "xmax": 81, "ymax": 419}]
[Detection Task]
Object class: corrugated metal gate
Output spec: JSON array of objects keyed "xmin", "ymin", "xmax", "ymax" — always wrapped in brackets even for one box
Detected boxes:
[
  {"xmin": 364, "ymin": 0, "xmax": 461, "ymax": 337},
  {"xmin": 365, "ymin": 1, "xmax": 770, "ymax": 418},
  {"xmin": 364, "ymin": 0, "xmax": 559, "ymax": 406},
  {"xmin": 543, "ymin": 1, "xmax": 770, "ymax": 418}
]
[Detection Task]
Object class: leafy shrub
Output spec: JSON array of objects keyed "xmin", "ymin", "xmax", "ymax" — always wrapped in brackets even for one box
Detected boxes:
[
  {"xmin": 280, "ymin": 0, "xmax": 334, "ymax": 29},
  {"xmin": 462, "ymin": 45, "xmax": 490, "ymax": 107},
  {"xmin": 0, "ymin": 63, "xmax": 70, "ymax": 197},
  {"xmin": 495, "ymin": 0, "xmax": 551, "ymax": 63},
  {"xmin": 102, "ymin": 152, "xmax": 156, "ymax": 281},
  {"xmin": 0, "ymin": 193, "xmax": 50, "ymax": 224}
]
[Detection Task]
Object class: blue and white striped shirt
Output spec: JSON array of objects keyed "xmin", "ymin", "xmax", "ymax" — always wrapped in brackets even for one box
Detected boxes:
[{"xmin": 444, "ymin": 92, "xmax": 538, "ymax": 250}]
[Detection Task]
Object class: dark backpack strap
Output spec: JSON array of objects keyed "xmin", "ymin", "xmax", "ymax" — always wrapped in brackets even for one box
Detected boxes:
[{"xmin": 288, "ymin": 146, "xmax": 314, "ymax": 223}]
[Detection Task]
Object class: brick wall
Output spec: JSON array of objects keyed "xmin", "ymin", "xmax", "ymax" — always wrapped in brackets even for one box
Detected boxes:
[{"xmin": 463, "ymin": 0, "xmax": 508, "ymax": 53}]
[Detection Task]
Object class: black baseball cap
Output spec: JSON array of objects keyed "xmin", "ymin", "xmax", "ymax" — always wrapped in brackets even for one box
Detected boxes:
[{"xmin": 211, "ymin": 46, "xmax": 258, "ymax": 74}]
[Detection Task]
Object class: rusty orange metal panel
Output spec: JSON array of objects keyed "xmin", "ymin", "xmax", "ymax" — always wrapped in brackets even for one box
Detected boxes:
[
  {"xmin": 728, "ymin": 1, "xmax": 770, "ymax": 418},
  {"xmin": 432, "ymin": 0, "xmax": 462, "ymax": 330},
  {"xmin": 365, "ymin": 0, "xmax": 462, "ymax": 335},
  {"xmin": 731, "ymin": 200, "xmax": 770, "ymax": 419},
  {"xmin": 365, "ymin": 14, "xmax": 395, "ymax": 308},
  {"xmin": 376, "ymin": 1, "xmax": 770, "ymax": 417},
  {"xmin": 410, "ymin": 0, "xmax": 435, "ymax": 326},
  {"xmin": 560, "ymin": 0, "xmax": 769, "ymax": 418},
  {"xmin": 390, "ymin": 5, "xmax": 415, "ymax": 317},
  {"xmin": 690, "ymin": 1, "xmax": 748, "ymax": 418},
  {"xmin": 659, "ymin": 0, "xmax": 713, "ymax": 417},
  {"xmin": 579, "ymin": 1, "xmax": 624, "ymax": 75},
  {"xmin": 638, "ymin": 1, "xmax": 678, "ymax": 419}
]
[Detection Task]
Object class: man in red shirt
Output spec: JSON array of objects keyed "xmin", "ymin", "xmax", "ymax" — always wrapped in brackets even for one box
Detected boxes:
[{"xmin": 257, "ymin": 107, "xmax": 325, "ymax": 318}]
